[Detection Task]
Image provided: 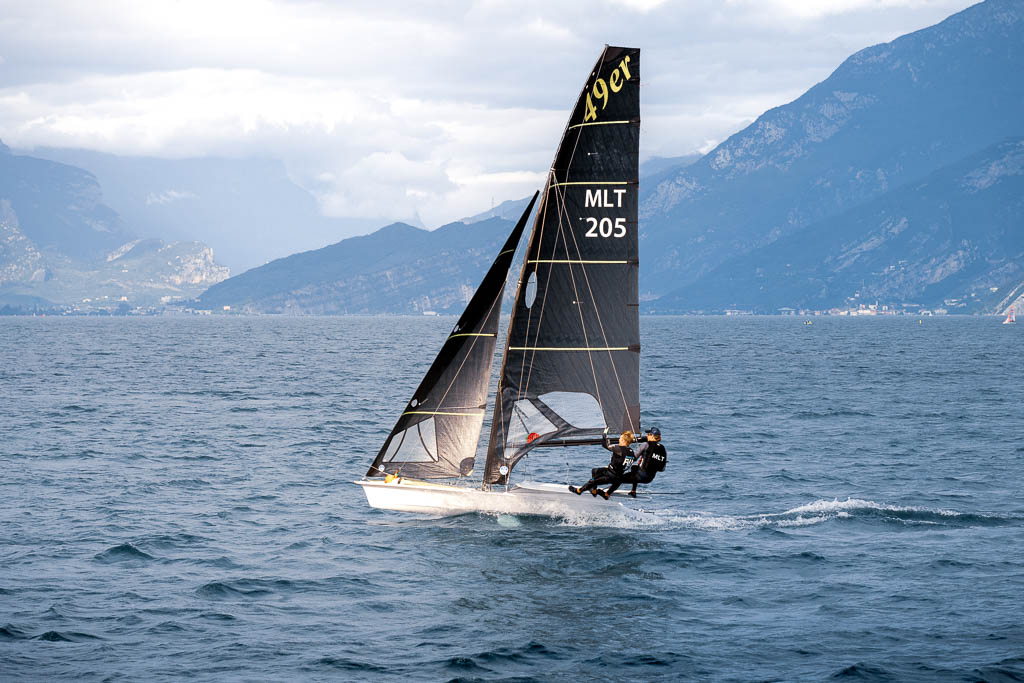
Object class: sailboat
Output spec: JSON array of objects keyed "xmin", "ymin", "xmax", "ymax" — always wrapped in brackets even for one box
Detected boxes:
[
  {"xmin": 1003, "ymin": 307, "xmax": 1016, "ymax": 324},
  {"xmin": 356, "ymin": 46, "xmax": 641, "ymax": 515}
]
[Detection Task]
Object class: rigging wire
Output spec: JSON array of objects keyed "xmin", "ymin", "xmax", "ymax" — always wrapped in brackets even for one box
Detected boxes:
[
  {"xmin": 501, "ymin": 173, "xmax": 558, "ymax": 479},
  {"xmin": 513, "ymin": 50, "xmax": 612, "ymax": 455},
  {"xmin": 550, "ymin": 178, "xmax": 604, "ymax": 413},
  {"xmin": 493, "ymin": 48, "xmax": 641, "ymax": 484},
  {"xmin": 545, "ymin": 48, "xmax": 635, "ymax": 427},
  {"xmin": 376, "ymin": 235, "xmax": 509, "ymax": 477},
  {"xmin": 559, "ymin": 185, "xmax": 634, "ymax": 425}
]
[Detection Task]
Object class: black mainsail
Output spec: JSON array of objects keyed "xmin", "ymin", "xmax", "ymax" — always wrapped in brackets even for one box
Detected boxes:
[
  {"xmin": 483, "ymin": 46, "xmax": 641, "ymax": 486},
  {"xmin": 367, "ymin": 192, "xmax": 538, "ymax": 479}
]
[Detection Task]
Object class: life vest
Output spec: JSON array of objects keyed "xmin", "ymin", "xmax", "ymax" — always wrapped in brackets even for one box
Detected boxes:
[{"xmin": 640, "ymin": 443, "xmax": 667, "ymax": 473}]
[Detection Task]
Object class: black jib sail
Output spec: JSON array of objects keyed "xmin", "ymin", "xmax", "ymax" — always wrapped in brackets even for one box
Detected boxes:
[
  {"xmin": 367, "ymin": 192, "xmax": 539, "ymax": 479},
  {"xmin": 483, "ymin": 46, "xmax": 641, "ymax": 487}
]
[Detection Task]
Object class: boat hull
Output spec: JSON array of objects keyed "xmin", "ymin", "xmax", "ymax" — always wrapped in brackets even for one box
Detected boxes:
[{"xmin": 355, "ymin": 478, "xmax": 629, "ymax": 516}]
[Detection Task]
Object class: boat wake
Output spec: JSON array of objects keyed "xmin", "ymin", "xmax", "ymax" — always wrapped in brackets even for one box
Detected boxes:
[{"xmin": 504, "ymin": 497, "xmax": 1017, "ymax": 531}]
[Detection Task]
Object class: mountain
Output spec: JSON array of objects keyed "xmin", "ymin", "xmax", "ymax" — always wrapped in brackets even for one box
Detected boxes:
[
  {"xmin": 639, "ymin": 153, "xmax": 701, "ymax": 179},
  {"xmin": 656, "ymin": 137, "xmax": 1024, "ymax": 313},
  {"xmin": 198, "ymin": 152, "xmax": 704, "ymax": 314},
  {"xmin": 639, "ymin": 0, "xmax": 1024, "ymax": 303},
  {"xmin": 26, "ymin": 149, "xmax": 386, "ymax": 274},
  {"xmin": 460, "ymin": 196, "xmax": 534, "ymax": 225},
  {"xmin": 0, "ymin": 142, "xmax": 229, "ymax": 308},
  {"xmin": 199, "ymin": 1, "xmax": 1022, "ymax": 316},
  {"xmin": 196, "ymin": 216, "xmax": 519, "ymax": 314},
  {"xmin": 0, "ymin": 141, "xmax": 133, "ymax": 259}
]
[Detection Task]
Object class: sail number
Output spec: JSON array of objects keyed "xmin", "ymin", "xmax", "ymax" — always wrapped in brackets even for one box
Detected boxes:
[
  {"xmin": 584, "ymin": 217, "xmax": 626, "ymax": 238},
  {"xmin": 582, "ymin": 187, "xmax": 627, "ymax": 238},
  {"xmin": 583, "ymin": 55, "xmax": 633, "ymax": 123}
]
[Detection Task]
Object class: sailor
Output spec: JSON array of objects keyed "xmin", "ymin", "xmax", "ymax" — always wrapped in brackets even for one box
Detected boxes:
[
  {"xmin": 603, "ymin": 426, "xmax": 667, "ymax": 498},
  {"xmin": 569, "ymin": 429, "xmax": 634, "ymax": 500}
]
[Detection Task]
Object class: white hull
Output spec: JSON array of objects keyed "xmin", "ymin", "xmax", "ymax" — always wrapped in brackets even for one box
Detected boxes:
[{"xmin": 355, "ymin": 478, "xmax": 630, "ymax": 516}]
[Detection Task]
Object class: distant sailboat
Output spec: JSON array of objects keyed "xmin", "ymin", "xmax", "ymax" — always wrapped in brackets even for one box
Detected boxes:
[
  {"xmin": 1004, "ymin": 307, "xmax": 1016, "ymax": 324},
  {"xmin": 355, "ymin": 46, "xmax": 642, "ymax": 515}
]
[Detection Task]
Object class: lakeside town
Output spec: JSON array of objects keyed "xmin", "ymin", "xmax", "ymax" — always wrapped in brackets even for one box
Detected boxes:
[{"xmin": 5, "ymin": 296, "xmax": 1020, "ymax": 318}]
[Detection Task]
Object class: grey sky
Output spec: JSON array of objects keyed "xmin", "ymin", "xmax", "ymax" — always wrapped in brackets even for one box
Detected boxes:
[{"xmin": 0, "ymin": 0, "xmax": 977, "ymax": 229}]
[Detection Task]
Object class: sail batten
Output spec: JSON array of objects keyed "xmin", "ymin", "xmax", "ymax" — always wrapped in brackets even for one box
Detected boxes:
[
  {"xmin": 484, "ymin": 46, "xmax": 641, "ymax": 487},
  {"xmin": 367, "ymin": 192, "xmax": 539, "ymax": 479}
]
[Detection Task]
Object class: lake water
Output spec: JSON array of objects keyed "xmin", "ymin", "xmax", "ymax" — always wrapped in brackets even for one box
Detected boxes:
[{"xmin": 1, "ymin": 316, "xmax": 1022, "ymax": 681}]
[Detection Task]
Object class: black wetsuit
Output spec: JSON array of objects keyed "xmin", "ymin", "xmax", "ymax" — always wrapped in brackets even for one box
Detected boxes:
[
  {"xmin": 578, "ymin": 434, "xmax": 632, "ymax": 494},
  {"xmin": 607, "ymin": 437, "xmax": 666, "ymax": 495}
]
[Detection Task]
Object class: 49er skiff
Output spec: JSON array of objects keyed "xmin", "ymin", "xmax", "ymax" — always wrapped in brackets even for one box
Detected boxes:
[{"xmin": 356, "ymin": 46, "xmax": 642, "ymax": 515}]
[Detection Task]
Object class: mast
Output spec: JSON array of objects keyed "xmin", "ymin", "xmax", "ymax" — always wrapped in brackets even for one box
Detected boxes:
[
  {"xmin": 367, "ymin": 193, "xmax": 538, "ymax": 479},
  {"xmin": 484, "ymin": 46, "xmax": 641, "ymax": 487}
]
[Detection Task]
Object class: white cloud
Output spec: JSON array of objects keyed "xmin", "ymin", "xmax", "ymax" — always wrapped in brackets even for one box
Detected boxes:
[
  {"xmin": 525, "ymin": 17, "xmax": 578, "ymax": 42},
  {"xmin": 610, "ymin": 0, "xmax": 670, "ymax": 12},
  {"xmin": 145, "ymin": 190, "xmax": 197, "ymax": 206},
  {"xmin": 735, "ymin": 0, "xmax": 935, "ymax": 20}
]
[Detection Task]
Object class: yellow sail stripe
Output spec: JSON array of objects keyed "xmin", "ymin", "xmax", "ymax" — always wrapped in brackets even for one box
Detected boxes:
[
  {"xmin": 567, "ymin": 120, "xmax": 632, "ymax": 130},
  {"xmin": 448, "ymin": 333, "xmax": 496, "ymax": 338},
  {"xmin": 549, "ymin": 181, "xmax": 629, "ymax": 188},
  {"xmin": 508, "ymin": 346, "xmax": 629, "ymax": 352},
  {"xmin": 528, "ymin": 259, "xmax": 629, "ymax": 265},
  {"xmin": 401, "ymin": 410, "xmax": 485, "ymax": 417}
]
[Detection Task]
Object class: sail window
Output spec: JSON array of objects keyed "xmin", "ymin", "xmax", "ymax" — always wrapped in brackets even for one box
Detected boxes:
[
  {"xmin": 382, "ymin": 418, "xmax": 438, "ymax": 463},
  {"xmin": 524, "ymin": 271, "xmax": 538, "ymax": 308},
  {"xmin": 538, "ymin": 391, "xmax": 605, "ymax": 429},
  {"xmin": 505, "ymin": 399, "xmax": 557, "ymax": 448}
]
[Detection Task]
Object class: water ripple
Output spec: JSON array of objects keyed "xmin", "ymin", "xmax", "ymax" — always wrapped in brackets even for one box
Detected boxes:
[{"xmin": 0, "ymin": 316, "xmax": 1022, "ymax": 681}]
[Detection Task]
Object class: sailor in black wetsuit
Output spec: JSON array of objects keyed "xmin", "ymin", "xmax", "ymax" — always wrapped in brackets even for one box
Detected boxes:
[
  {"xmin": 603, "ymin": 426, "xmax": 667, "ymax": 498},
  {"xmin": 569, "ymin": 429, "xmax": 634, "ymax": 500}
]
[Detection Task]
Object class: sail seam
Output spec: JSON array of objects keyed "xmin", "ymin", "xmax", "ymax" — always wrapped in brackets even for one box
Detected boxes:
[
  {"xmin": 528, "ymin": 259, "xmax": 628, "ymax": 264},
  {"xmin": 549, "ymin": 181, "xmax": 628, "ymax": 187},
  {"xmin": 509, "ymin": 346, "xmax": 629, "ymax": 351},
  {"xmin": 402, "ymin": 410, "xmax": 485, "ymax": 417},
  {"xmin": 567, "ymin": 120, "xmax": 631, "ymax": 130}
]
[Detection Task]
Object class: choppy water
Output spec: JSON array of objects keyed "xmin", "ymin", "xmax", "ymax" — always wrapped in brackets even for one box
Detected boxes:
[{"xmin": 2, "ymin": 316, "xmax": 1022, "ymax": 681}]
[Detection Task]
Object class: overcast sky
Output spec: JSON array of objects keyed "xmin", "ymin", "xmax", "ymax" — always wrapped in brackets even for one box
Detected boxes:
[{"xmin": 0, "ymin": 0, "xmax": 977, "ymax": 229}]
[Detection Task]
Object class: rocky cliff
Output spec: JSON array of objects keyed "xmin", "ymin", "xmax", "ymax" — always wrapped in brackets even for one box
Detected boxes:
[
  {"xmin": 0, "ymin": 144, "xmax": 229, "ymax": 307},
  {"xmin": 638, "ymin": 0, "xmax": 1024, "ymax": 308},
  {"xmin": 656, "ymin": 137, "xmax": 1024, "ymax": 313}
]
